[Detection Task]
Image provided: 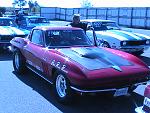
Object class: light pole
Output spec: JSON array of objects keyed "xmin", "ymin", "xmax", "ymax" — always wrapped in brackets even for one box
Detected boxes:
[{"xmin": 12, "ymin": 2, "xmax": 16, "ymax": 14}]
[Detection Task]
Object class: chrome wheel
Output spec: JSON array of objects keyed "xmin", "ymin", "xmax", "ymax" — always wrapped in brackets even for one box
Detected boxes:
[
  {"xmin": 14, "ymin": 53, "xmax": 20, "ymax": 70},
  {"xmin": 56, "ymin": 74, "xmax": 67, "ymax": 98},
  {"xmin": 13, "ymin": 50, "xmax": 27, "ymax": 74}
]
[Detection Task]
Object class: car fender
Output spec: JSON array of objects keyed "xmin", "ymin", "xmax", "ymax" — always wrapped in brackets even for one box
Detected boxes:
[
  {"xmin": 10, "ymin": 37, "xmax": 28, "ymax": 51},
  {"xmin": 44, "ymin": 50, "xmax": 87, "ymax": 84},
  {"xmin": 86, "ymin": 30, "xmax": 121, "ymax": 48},
  {"xmin": 103, "ymin": 47, "xmax": 149, "ymax": 68},
  {"xmin": 96, "ymin": 34, "xmax": 121, "ymax": 48}
]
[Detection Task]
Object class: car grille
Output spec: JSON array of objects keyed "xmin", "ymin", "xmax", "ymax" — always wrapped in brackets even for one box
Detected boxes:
[
  {"xmin": 127, "ymin": 40, "xmax": 146, "ymax": 46},
  {"xmin": 121, "ymin": 40, "xmax": 146, "ymax": 46},
  {"xmin": 0, "ymin": 35, "xmax": 25, "ymax": 42}
]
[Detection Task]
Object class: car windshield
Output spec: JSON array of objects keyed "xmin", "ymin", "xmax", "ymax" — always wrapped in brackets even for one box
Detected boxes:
[
  {"xmin": 0, "ymin": 19, "xmax": 17, "ymax": 27},
  {"xmin": 46, "ymin": 29, "xmax": 93, "ymax": 47},
  {"xmin": 92, "ymin": 21, "xmax": 120, "ymax": 31},
  {"xmin": 28, "ymin": 18, "xmax": 49, "ymax": 23}
]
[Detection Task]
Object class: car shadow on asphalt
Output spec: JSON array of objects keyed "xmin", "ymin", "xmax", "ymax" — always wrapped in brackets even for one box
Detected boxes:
[
  {"xmin": 13, "ymin": 70, "xmax": 144, "ymax": 113},
  {"xmin": 0, "ymin": 51, "xmax": 13, "ymax": 61}
]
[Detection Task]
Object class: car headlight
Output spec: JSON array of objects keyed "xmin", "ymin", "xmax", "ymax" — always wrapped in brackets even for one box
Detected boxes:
[
  {"xmin": 122, "ymin": 41, "xmax": 127, "ymax": 46},
  {"xmin": 146, "ymin": 40, "xmax": 150, "ymax": 45}
]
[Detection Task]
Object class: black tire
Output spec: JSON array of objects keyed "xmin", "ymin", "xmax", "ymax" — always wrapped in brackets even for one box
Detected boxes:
[
  {"xmin": 53, "ymin": 71, "xmax": 74, "ymax": 104},
  {"xmin": 13, "ymin": 50, "xmax": 27, "ymax": 74},
  {"xmin": 0, "ymin": 48, "xmax": 5, "ymax": 54},
  {"xmin": 101, "ymin": 41, "xmax": 110, "ymax": 48}
]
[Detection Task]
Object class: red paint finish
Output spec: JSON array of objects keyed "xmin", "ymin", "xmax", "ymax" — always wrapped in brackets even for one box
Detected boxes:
[
  {"xmin": 103, "ymin": 47, "xmax": 148, "ymax": 68},
  {"xmin": 10, "ymin": 26, "xmax": 150, "ymax": 92},
  {"xmin": 144, "ymin": 85, "xmax": 150, "ymax": 98}
]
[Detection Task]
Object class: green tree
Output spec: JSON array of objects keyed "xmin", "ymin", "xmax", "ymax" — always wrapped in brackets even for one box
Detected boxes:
[
  {"xmin": 13, "ymin": 0, "xmax": 27, "ymax": 9},
  {"xmin": 28, "ymin": 0, "xmax": 34, "ymax": 12},
  {"xmin": 0, "ymin": 7, "xmax": 6, "ymax": 17},
  {"xmin": 81, "ymin": 0, "xmax": 93, "ymax": 8},
  {"xmin": 28, "ymin": 0, "xmax": 40, "ymax": 14}
]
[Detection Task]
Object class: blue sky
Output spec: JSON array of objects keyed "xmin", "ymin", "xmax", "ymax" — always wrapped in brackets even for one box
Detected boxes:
[{"xmin": 0, "ymin": 0, "xmax": 150, "ymax": 8}]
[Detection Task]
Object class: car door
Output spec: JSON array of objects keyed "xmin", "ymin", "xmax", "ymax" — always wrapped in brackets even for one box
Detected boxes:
[{"xmin": 23, "ymin": 29, "xmax": 47, "ymax": 75}]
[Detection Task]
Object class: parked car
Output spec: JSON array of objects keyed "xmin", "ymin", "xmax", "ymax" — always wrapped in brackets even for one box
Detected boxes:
[
  {"xmin": 0, "ymin": 17, "xmax": 29, "ymax": 51},
  {"xmin": 10, "ymin": 26, "xmax": 150, "ymax": 103},
  {"xmin": 134, "ymin": 82, "xmax": 150, "ymax": 113},
  {"xmin": 19, "ymin": 16, "xmax": 52, "ymax": 30},
  {"xmin": 3, "ymin": 15, "xmax": 16, "ymax": 20},
  {"xmin": 81, "ymin": 19, "xmax": 150, "ymax": 55}
]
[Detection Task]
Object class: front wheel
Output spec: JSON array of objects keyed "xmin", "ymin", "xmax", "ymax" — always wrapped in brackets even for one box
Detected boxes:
[
  {"xmin": 101, "ymin": 41, "xmax": 110, "ymax": 48},
  {"xmin": 13, "ymin": 50, "xmax": 27, "ymax": 74},
  {"xmin": 53, "ymin": 71, "xmax": 74, "ymax": 103}
]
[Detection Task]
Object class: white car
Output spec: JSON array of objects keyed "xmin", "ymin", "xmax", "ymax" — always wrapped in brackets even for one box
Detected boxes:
[{"xmin": 81, "ymin": 19, "xmax": 150, "ymax": 55}]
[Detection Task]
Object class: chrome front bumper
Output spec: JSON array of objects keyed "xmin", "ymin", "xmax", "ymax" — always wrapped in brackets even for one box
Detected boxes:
[
  {"xmin": 119, "ymin": 45, "xmax": 150, "ymax": 52},
  {"xmin": 70, "ymin": 81, "xmax": 148, "ymax": 94}
]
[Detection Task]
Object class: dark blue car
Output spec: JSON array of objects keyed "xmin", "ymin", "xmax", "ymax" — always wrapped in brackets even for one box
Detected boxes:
[{"xmin": 19, "ymin": 16, "xmax": 52, "ymax": 30}]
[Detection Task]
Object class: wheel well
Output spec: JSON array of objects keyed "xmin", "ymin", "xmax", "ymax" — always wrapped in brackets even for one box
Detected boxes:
[
  {"xmin": 51, "ymin": 68, "xmax": 69, "ymax": 83},
  {"xmin": 103, "ymin": 41, "xmax": 110, "ymax": 48},
  {"xmin": 51, "ymin": 67, "xmax": 57, "ymax": 80}
]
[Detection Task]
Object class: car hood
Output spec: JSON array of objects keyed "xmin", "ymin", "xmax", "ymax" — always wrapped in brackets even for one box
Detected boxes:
[
  {"xmin": 95, "ymin": 30, "xmax": 150, "ymax": 41},
  {"xmin": 0, "ymin": 26, "xmax": 26, "ymax": 36},
  {"xmin": 58, "ymin": 47, "xmax": 134, "ymax": 71},
  {"xmin": 29, "ymin": 23, "xmax": 51, "ymax": 27}
]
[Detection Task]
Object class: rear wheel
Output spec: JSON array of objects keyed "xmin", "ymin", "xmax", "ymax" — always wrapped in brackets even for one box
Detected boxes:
[
  {"xmin": 53, "ymin": 71, "xmax": 74, "ymax": 103},
  {"xmin": 13, "ymin": 50, "xmax": 27, "ymax": 74}
]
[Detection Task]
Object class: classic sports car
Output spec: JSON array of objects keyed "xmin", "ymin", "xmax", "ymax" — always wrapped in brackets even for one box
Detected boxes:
[
  {"xmin": 10, "ymin": 26, "xmax": 150, "ymax": 103},
  {"xmin": 19, "ymin": 16, "xmax": 52, "ymax": 30},
  {"xmin": 0, "ymin": 17, "xmax": 29, "ymax": 51},
  {"xmin": 81, "ymin": 19, "xmax": 150, "ymax": 55},
  {"xmin": 134, "ymin": 82, "xmax": 150, "ymax": 113}
]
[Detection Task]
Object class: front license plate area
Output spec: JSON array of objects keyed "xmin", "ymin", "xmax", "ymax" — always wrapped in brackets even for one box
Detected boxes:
[{"xmin": 114, "ymin": 87, "xmax": 128, "ymax": 97}]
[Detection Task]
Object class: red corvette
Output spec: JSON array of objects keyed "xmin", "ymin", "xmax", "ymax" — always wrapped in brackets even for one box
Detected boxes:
[{"xmin": 10, "ymin": 26, "xmax": 150, "ymax": 103}]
